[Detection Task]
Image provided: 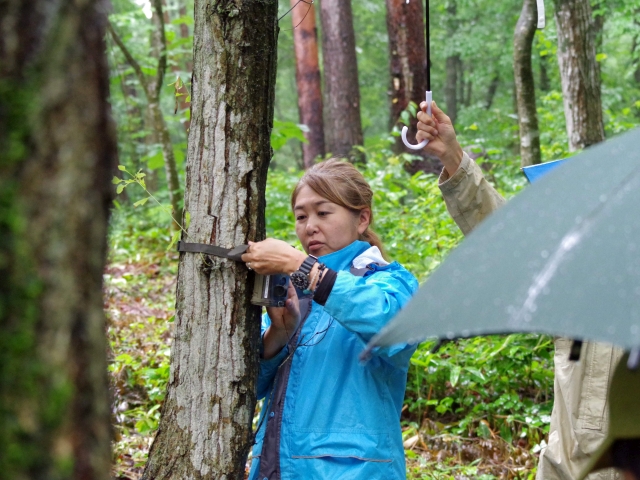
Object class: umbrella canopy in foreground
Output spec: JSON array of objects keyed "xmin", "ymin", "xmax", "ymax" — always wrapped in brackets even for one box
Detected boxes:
[{"xmin": 366, "ymin": 128, "xmax": 640, "ymax": 352}]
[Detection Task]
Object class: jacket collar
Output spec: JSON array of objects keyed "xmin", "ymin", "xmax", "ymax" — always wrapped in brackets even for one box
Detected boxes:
[{"xmin": 318, "ymin": 240, "xmax": 371, "ymax": 271}]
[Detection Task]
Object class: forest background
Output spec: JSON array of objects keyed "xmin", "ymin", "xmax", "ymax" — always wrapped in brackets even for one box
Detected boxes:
[{"xmin": 104, "ymin": 0, "xmax": 640, "ymax": 478}]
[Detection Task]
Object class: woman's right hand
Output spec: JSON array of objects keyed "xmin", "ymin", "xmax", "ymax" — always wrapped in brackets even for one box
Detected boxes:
[
  {"xmin": 262, "ymin": 282, "xmax": 300, "ymax": 359},
  {"xmin": 416, "ymin": 101, "xmax": 464, "ymax": 177}
]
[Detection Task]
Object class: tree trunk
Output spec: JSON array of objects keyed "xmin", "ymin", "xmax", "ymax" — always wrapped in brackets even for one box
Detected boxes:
[
  {"xmin": 150, "ymin": 99, "xmax": 183, "ymax": 222},
  {"xmin": 553, "ymin": 0, "xmax": 605, "ymax": 151},
  {"xmin": 386, "ymin": 0, "xmax": 426, "ymax": 128},
  {"xmin": 445, "ymin": 55, "xmax": 460, "ymax": 125},
  {"xmin": 484, "ymin": 71, "xmax": 500, "ymax": 109},
  {"xmin": 444, "ymin": 0, "xmax": 459, "ymax": 124},
  {"xmin": 108, "ymin": 0, "xmax": 184, "ymax": 225},
  {"xmin": 539, "ymin": 51, "xmax": 551, "ymax": 92},
  {"xmin": 291, "ymin": 0, "xmax": 325, "ymax": 169},
  {"xmin": 0, "ymin": 0, "xmax": 116, "ymax": 477},
  {"xmin": 385, "ymin": 0, "xmax": 440, "ymax": 173},
  {"xmin": 319, "ymin": 0, "xmax": 364, "ymax": 159},
  {"xmin": 141, "ymin": 0, "xmax": 278, "ymax": 478},
  {"xmin": 514, "ymin": 0, "xmax": 542, "ymax": 166}
]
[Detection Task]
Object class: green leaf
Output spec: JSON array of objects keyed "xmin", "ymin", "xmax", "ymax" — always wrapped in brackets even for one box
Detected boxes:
[
  {"xmin": 118, "ymin": 165, "xmax": 126, "ymax": 171},
  {"xmin": 112, "ymin": 176, "xmax": 122, "ymax": 184},
  {"xmin": 449, "ymin": 365, "xmax": 461, "ymax": 387},
  {"xmin": 167, "ymin": 230, "xmax": 181, "ymax": 252},
  {"xmin": 116, "ymin": 184, "xmax": 126, "ymax": 194},
  {"xmin": 133, "ymin": 197, "xmax": 149, "ymax": 207}
]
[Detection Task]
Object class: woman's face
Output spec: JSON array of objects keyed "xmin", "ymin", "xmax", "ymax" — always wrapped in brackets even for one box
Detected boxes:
[{"xmin": 294, "ymin": 185, "xmax": 370, "ymax": 257}]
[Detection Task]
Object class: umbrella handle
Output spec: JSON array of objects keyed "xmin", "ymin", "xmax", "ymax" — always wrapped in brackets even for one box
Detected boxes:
[{"xmin": 401, "ymin": 91, "xmax": 432, "ymax": 150}]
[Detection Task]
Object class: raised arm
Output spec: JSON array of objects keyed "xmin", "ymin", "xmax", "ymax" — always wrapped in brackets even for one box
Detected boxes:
[{"xmin": 416, "ymin": 101, "xmax": 506, "ymax": 235}]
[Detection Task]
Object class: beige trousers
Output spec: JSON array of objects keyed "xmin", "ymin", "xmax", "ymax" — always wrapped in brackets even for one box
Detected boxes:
[{"xmin": 536, "ymin": 339, "xmax": 623, "ymax": 480}]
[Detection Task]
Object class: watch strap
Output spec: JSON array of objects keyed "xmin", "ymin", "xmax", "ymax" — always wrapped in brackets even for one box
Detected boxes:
[{"xmin": 297, "ymin": 255, "xmax": 318, "ymax": 276}]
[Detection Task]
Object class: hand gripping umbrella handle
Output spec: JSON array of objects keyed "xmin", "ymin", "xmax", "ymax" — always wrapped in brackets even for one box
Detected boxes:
[{"xmin": 401, "ymin": 91, "xmax": 432, "ymax": 150}]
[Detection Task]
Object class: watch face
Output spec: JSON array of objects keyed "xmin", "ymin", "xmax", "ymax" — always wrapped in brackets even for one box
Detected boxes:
[{"xmin": 290, "ymin": 271, "xmax": 310, "ymax": 290}]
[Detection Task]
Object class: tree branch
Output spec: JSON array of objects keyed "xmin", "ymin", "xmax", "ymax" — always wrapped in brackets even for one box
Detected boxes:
[
  {"xmin": 107, "ymin": 21, "xmax": 151, "ymax": 99},
  {"xmin": 152, "ymin": 0, "xmax": 168, "ymax": 99}
]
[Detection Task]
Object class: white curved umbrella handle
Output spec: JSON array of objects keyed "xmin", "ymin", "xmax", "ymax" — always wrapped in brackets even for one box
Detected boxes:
[{"xmin": 401, "ymin": 91, "xmax": 432, "ymax": 150}]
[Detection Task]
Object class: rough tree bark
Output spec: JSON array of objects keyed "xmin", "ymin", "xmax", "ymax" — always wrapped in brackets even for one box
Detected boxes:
[
  {"xmin": 108, "ymin": 0, "xmax": 183, "ymax": 223},
  {"xmin": 553, "ymin": 0, "xmax": 605, "ymax": 151},
  {"xmin": 514, "ymin": 0, "xmax": 542, "ymax": 166},
  {"xmin": 291, "ymin": 0, "xmax": 325, "ymax": 169},
  {"xmin": 319, "ymin": 0, "xmax": 364, "ymax": 159},
  {"xmin": 0, "ymin": 0, "xmax": 117, "ymax": 477},
  {"xmin": 385, "ymin": 0, "xmax": 441, "ymax": 174},
  {"xmin": 141, "ymin": 0, "xmax": 278, "ymax": 478},
  {"xmin": 444, "ymin": 0, "xmax": 460, "ymax": 125}
]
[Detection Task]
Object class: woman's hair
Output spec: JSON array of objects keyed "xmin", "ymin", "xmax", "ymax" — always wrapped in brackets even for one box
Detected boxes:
[{"xmin": 291, "ymin": 158, "xmax": 387, "ymax": 259}]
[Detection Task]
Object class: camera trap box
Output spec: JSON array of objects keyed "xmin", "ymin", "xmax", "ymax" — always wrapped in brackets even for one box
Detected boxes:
[{"xmin": 252, "ymin": 274, "xmax": 289, "ymax": 307}]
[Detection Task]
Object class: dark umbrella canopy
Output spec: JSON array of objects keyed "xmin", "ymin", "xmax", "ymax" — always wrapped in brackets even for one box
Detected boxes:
[{"xmin": 367, "ymin": 128, "xmax": 640, "ymax": 351}]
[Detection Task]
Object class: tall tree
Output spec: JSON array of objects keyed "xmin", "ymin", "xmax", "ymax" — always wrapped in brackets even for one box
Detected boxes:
[
  {"xmin": 514, "ymin": 0, "xmax": 542, "ymax": 166},
  {"xmin": 0, "ymin": 0, "xmax": 116, "ymax": 477},
  {"xmin": 141, "ymin": 0, "xmax": 278, "ymax": 478},
  {"xmin": 385, "ymin": 0, "xmax": 441, "ymax": 174},
  {"xmin": 386, "ymin": 0, "xmax": 427, "ymax": 130},
  {"xmin": 319, "ymin": 0, "xmax": 364, "ymax": 158},
  {"xmin": 108, "ymin": 0, "xmax": 183, "ymax": 224},
  {"xmin": 553, "ymin": 0, "xmax": 605, "ymax": 150},
  {"xmin": 291, "ymin": 0, "xmax": 325, "ymax": 168},
  {"xmin": 444, "ymin": 0, "xmax": 460, "ymax": 125}
]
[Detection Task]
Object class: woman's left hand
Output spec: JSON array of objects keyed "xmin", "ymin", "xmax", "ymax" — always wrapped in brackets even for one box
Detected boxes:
[{"xmin": 241, "ymin": 238, "xmax": 306, "ymax": 275}]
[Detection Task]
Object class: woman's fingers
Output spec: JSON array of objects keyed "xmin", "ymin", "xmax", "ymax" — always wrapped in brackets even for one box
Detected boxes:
[
  {"xmin": 417, "ymin": 121, "xmax": 438, "ymax": 136},
  {"xmin": 417, "ymin": 109, "xmax": 436, "ymax": 127}
]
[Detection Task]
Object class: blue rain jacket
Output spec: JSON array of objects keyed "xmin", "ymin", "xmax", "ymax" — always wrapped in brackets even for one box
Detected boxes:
[{"xmin": 249, "ymin": 240, "xmax": 418, "ymax": 480}]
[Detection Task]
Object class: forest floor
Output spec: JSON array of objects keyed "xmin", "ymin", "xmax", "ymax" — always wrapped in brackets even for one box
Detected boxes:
[{"xmin": 106, "ymin": 255, "xmax": 539, "ymax": 480}]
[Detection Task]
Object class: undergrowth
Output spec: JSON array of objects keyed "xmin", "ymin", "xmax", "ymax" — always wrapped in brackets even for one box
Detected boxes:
[{"xmin": 106, "ymin": 137, "xmax": 553, "ymax": 479}]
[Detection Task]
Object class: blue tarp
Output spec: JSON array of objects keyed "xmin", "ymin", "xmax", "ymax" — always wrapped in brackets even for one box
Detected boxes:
[{"xmin": 522, "ymin": 158, "xmax": 567, "ymax": 183}]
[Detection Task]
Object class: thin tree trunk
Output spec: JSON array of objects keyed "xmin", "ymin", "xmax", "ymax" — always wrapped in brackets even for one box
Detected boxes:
[
  {"xmin": 458, "ymin": 59, "xmax": 465, "ymax": 107},
  {"xmin": 445, "ymin": 55, "xmax": 460, "ymax": 124},
  {"xmin": 539, "ymin": 51, "xmax": 551, "ymax": 92},
  {"xmin": 553, "ymin": 0, "xmax": 605, "ymax": 150},
  {"xmin": 319, "ymin": 0, "xmax": 364, "ymax": 159},
  {"xmin": 485, "ymin": 71, "xmax": 500, "ymax": 110},
  {"xmin": 514, "ymin": 0, "xmax": 542, "ymax": 166},
  {"xmin": 291, "ymin": 0, "xmax": 325, "ymax": 169},
  {"xmin": 108, "ymin": 0, "xmax": 183, "ymax": 224},
  {"xmin": 0, "ymin": 0, "xmax": 116, "ymax": 477},
  {"xmin": 141, "ymin": 0, "xmax": 278, "ymax": 477},
  {"xmin": 167, "ymin": 0, "xmax": 192, "ymax": 132}
]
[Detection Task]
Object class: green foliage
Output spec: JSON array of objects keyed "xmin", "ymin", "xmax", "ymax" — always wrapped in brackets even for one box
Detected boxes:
[
  {"xmin": 407, "ymin": 335, "xmax": 553, "ymax": 443},
  {"xmin": 106, "ymin": 0, "xmax": 640, "ymax": 476}
]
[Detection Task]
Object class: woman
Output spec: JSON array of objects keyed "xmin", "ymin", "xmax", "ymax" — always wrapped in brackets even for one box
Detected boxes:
[{"xmin": 241, "ymin": 160, "xmax": 418, "ymax": 480}]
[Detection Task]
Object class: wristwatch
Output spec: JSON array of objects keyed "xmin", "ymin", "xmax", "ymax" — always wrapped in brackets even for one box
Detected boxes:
[{"xmin": 290, "ymin": 255, "xmax": 318, "ymax": 291}]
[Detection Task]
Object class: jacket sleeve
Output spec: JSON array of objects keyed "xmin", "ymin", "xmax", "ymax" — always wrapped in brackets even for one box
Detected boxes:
[
  {"xmin": 256, "ymin": 313, "xmax": 288, "ymax": 399},
  {"xmin": 322, "ymin": 264, "xmax": 418, "ymax": 345},
  {"xmin": 438, "ymin": 152, "xmax": 506, "ymax": 235}
]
